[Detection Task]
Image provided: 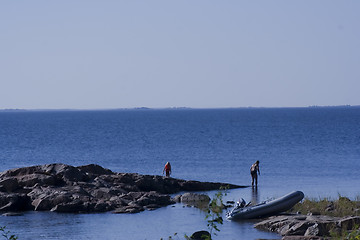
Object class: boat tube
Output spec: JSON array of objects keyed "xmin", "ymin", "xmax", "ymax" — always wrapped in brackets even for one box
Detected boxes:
[{"xmin": 226, "ymin": 191, "xmax": 304, "ymax": 220}]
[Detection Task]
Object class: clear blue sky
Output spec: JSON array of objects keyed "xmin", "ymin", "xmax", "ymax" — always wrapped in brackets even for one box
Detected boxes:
[{"xmin": 1, "ymin": 1, "xmax": 359, "ymax": 109}]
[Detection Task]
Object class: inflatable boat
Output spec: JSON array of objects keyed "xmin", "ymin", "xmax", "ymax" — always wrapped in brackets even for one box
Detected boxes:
[{"xmin": 226, "ymin": 191, "xmax": 304, "ymax": 220}]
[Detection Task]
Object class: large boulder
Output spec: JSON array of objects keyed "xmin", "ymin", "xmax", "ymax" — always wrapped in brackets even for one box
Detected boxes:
[
  {"xmin": 174, "ymin": 192, "xmax": 210, "ymax": 209},
  {"xmin": 180, "ymin": 193, "xmax": 210, "ymax": 203}
]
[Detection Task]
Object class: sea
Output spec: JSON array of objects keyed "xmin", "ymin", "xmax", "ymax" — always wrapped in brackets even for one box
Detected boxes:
[{"xmin": 0, "ymin": 107, "xmax": 359, "ymax": 240}]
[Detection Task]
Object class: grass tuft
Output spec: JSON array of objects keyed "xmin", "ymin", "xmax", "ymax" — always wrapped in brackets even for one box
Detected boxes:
[{"xmin": 289, "ymin": 196, "xmax": 360, "ymax": 217}]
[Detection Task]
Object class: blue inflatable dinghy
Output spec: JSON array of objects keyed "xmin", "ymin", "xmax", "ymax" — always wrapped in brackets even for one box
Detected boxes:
[{"xmin": 226, "ymin": 191, "xmax": 304, "ymax": 220}]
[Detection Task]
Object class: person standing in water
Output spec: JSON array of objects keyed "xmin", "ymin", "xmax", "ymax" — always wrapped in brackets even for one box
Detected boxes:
[
  {"xmin": 163, "ymin": 162, "xmax": 172, "ymax": 177},
  {"xmin": 250, "ymin": 160, "xmax": 260, "ymax": 187}
]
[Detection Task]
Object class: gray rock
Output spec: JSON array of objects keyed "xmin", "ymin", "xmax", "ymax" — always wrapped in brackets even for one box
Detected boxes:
[
  {"xmin": 304, "ymin": 223, "xmax": 320, "ymax": 236},
  {"xmin": 0, "ymin": 163, "xmax": 244, "ymax": 213},
  {"xmin": 337, "ymin": 216, "xmax": 360, "ymax": 230},
  {"xmin": 51, "ymin": 200, "xmax": 86, "ymax": 213},
  {"xmin": 16, "ymin": 174, "xmax": 57, "ymax": 187},
  {"xmin": 282, "ymin": 236, "xmax": 325, "ymax": 240},
  {"xmin": 2, "ymin": 212, "xmax": 24, "ymax": 216},
  {"xmin": 77, "ymin": 164, "xmax": 113, "ymax": 176},
  {"xmin": 180, "ymin": 192, "xmax": 210, "ymax": 203},
  {"xmin": 172, "ymin": 194, "xmax": 182, "ymax": 203},
  {"xmin": 255, "ymin": 214, "xmax": 360, "ymax": 238},
  {"xmin": 144, "ymin": 204, "xmax": 161, "ymax": 210},
  {"xmin": 113, "ymin": 205, "xmax": 144, "ymax": 214},
  {"xmin": 0, "ymin": 178, "xmax": 19, "ymax": 192},
  {"xmin": 32, "ymin": 197, "xmax": 52, "ymax": 211}
]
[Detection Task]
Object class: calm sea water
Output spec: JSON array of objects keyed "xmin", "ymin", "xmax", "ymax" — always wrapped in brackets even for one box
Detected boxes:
[{"xmin": 0, "ymin": 107, "xmax": 359, "ymax": 239}]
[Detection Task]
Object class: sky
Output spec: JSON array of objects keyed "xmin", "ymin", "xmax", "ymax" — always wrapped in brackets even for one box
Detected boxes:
[{"xmin": 1, "ymin": 1, "xmax": 359, "ymax": 109}]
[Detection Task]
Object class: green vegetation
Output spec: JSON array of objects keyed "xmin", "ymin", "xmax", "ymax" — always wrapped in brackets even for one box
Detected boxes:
[
  {"xmin": 330, "ymin": 225, "xmax": 360, "ymax": 240},
  {"xmin": 0, "ymin": 226, "xmax": 18, "ymax": 240},
  {"xmin": 289, "ymin": 196, "xmax": 360, "ymax": 239},
  {"xmin": 290, "ymin": 196, "xmax": 360, "ymax": 217},
  {"xmin": 204, "ymin": 187, "xmax": 227, "ymax": 238}
]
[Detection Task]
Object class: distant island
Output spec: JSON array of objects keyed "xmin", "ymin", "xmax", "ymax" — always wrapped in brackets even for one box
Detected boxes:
[{"xmin": 1, "ymin": 105, "xmax": 359, "ymax": 112}]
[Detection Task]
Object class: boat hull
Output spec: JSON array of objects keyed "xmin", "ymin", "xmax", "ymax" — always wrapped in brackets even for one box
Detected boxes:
[{"xmin": 227, "ymin": 191, "xmax": 304, "ymax": 220}]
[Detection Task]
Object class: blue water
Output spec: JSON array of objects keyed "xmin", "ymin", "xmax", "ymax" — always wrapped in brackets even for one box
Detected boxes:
[{"xmin": 1, "ymin": 107, "xmax": 359, "ymax": 239}]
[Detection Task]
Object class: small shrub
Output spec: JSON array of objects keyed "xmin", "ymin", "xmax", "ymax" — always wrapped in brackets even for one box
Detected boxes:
[{"xmin": 0, "ymin": 226, "xmax": 18, "ymax": 240}]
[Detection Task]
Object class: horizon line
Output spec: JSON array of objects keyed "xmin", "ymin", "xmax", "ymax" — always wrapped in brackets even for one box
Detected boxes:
[{"xmin": 0, "ymin": 105, "xmax": 358, "ymax": 112}]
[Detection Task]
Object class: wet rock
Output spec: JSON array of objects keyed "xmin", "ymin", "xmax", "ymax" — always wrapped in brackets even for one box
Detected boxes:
[
  {"xmin": 190, "ymin": 230, "xmax": 211, "ymax": 240},
  {"xmin": 50, "ymin": 198, "xmax": 92, "ymax": 213},
  {"xmin": 113, "ymin": 205, "xmax": 144, "ymax": 214},
  {"xmin": 2, "ymin": 212, "xmax": 24, "ymax": 216},
  {"xmin": 144, "ymin": 204, "xmax": 161, "ymax": 210}
]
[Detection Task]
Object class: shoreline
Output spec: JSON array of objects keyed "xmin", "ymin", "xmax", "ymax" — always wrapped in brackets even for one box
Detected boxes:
[
  {"xmin": 0, "ymin": 163, "xmax": 245, "ymax": 214},
  {"xmin": 254, "ymin": 197, "xmax": 360, "ymax": 239}
]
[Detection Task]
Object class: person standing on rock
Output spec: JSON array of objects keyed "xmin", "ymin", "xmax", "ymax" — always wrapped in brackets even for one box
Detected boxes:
[
  {"xmin": 163, "ymin": 162, "xmax": 171, "ymax": 177},
  {"xmin": 250, "ymin": 160, "xmax": 260, "ymax": 187}
]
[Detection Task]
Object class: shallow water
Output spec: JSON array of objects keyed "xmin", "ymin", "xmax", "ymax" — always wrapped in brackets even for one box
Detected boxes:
[{"xmin": 0, "ymin": 197, "xmax": 279, "ymax": 240}]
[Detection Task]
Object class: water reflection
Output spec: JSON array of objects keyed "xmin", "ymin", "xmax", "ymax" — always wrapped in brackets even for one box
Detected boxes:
[{"xmin": 251, "ymin": 186, "xmax": 259, "ymax": 205}]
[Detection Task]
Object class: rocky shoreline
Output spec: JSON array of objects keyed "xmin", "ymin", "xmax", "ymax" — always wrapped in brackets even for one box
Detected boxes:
[
  {"xmin": 0, "ymin": 163, "xmax": 244, "ymax": 214},
  {"xmin": 254, "ymin": 213, "xmax": 360, "ymax": 239}
]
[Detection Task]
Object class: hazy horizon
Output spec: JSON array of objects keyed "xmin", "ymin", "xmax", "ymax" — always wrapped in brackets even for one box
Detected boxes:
[{"xmin": 0, "ymin": 105, "xmax": 360, "ymax": 111}]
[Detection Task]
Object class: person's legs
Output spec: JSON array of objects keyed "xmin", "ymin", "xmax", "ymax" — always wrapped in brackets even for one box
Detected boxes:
[{"xmin": 254, "ymin": 174, "xmax": 258, "ymax": 186}]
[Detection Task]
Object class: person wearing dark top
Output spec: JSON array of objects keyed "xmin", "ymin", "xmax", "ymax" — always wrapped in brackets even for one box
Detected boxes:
[{"xmin": 250, "ymin": 160, "xmax": 260, "ymax": 186}]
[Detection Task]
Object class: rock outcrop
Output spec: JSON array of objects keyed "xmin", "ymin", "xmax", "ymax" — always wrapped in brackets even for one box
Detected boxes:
[
  {"xmin": 254, "ymin": 214, "xmax": 360, "ymax": 239},
  {"xmin": 0, "ymin": 163, "xmax": 243, "ymax": 214},
  {"xmin": 173, "ymin": 192, "xmax": 211, "ymax": 209}
]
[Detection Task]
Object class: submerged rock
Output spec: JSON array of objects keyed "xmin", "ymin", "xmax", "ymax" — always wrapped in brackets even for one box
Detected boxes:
[{"xmin": 0, "ymin": 163, "xmax": 244, "ymax": 214}]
